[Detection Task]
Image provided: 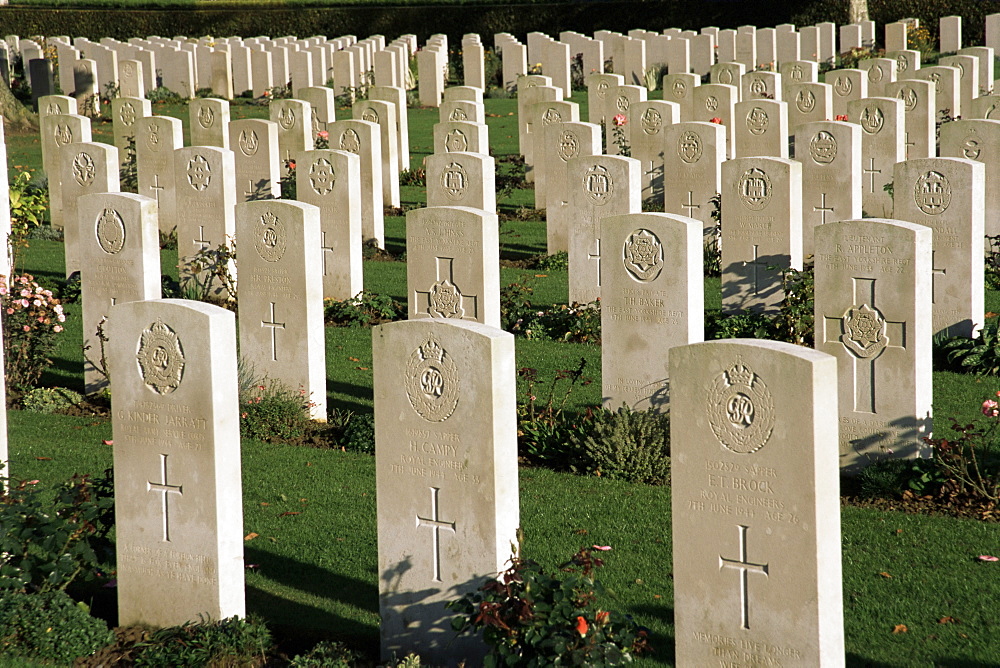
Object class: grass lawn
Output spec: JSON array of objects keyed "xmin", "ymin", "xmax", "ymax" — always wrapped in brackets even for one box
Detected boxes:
[{"xmin": 4, "ymin": 90, "xmax": 1000, "ymax": 666}]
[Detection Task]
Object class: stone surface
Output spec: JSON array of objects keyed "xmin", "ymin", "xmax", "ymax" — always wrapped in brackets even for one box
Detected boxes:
[
  {"xmin": 828, "ymin": 69, "xmax": 867, "ymax": 119},
  {"xmin": 629, "ymin": 100, "xmax": 679, "ymax": 202},
  {"xmin": 110, "ymin": 298, "xmax": 244, "ymax": 628},
  {"xmin": 229, "ymin": 119, "xmax": 280, "ymax": 203},
  {"xmin": 328, "ymin": 119, "xmax": 383, "ymax": 247},
  {"xmin": 663, "ymin": 121, "xmax": 725, "ymax": 238},
  {"xmin": 135, "ymin": 115, "xmax": 183, "ymax": 234},
  {"xmin": 795, "ymin": 121, "xmax": 862, "ymax": 257},
  {"xmin": 40, "ymin": 113, "xmax": 91, "ymax": 233},
  {"xmin": 543, "ymin": 121, "xmax": 602, "ymax": 253},
  {"xmin": 189, "ymin": 98, "xmax": 230, "ymax": 149},
  {"xmin": 940, "ymin": 120, "xmax": 1000, "ymax": 237},
  {"xmin": 425, "ymin": 152, "xmax": 495, "ymax": 213},
  {"xmin": 733, "ymin": 99, "xmax": 789, "ymax": 158},
  {"xmin": 938, "ymin": 55, "xmax": 978, "ymax": 119},
  {"xmin": 270, "ymin": 98, "xmax": 314, "ymax": 163},
  {"xmin": 601, "ymin": 212, "xmax": 703, "ymax": 412},
  {"xmin": 374, "ymin": 318, "xmax": 518, "ymax": 665},
  {"xmin": 353, "ymin": 99, "xmax": 400, "ymax": 207},
  {"xmin": 661, "ymin": 73, "xmax": 699, "ymax": 122},
  {"xmin": 586, "ymin": 72, "xmax": 624, "ymax": 129},
  {"xmin": 62, "ymin": 142, "xmax": 120, "ymax": 278},
  {"xmin": 406, "ymin": 206, "xmax": 500, "ymax": 328},
  {"xmin": 814, "ymin": 219, "xmax": 933, "ymax": 472},
  {"xmin": 721, "ymin": 157, "xmax": 803, "ymax": 314},
  {"xmin": 893, "ymin": 157, "xmax": 984, "ymax": 337},
  {"xmin": 857, "ymin": 58, "xmax": 896, "ymax": 98},
  {"xmin": 670, "ymin": 339, "xmax": 843, "ymax": 666},
  {"xmin": 912, "ymin": 66, "xmax": 960, "ymax": 120},
  {"xmin": 741, "ymin": 70, "xmax": 782, "ymax": 101},
  {"xmin": 884, "ymin": 80, "xmax": 935, "ymax": 160},
  {"xmin": 369, "ymin": 86, "xmax": 410, "ymax": 171},
  {"xmin": 692, "ymin": 83, "xmax": 737, "ymax": 157},
  {"xmin": 787, "ymin": 82, "xmax": 832, "ymax": 134},
  {"xmin": 848, "ymin": 97, "xmax": 904, "ymax": 217},
  {"xmin": 604, "ymin": 84, "xmax": 646, "ymax": 155},
  {"xmin": 432, "ymin": 121, "xmax": 489, "ymax": 155}
]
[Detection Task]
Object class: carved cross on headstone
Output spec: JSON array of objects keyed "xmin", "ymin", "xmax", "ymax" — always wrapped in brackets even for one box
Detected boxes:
[
  {"xmin": 823, "ymin": 277, "xmax": 907, "ymax": 413},
  {"xmin": 261, "ymin": 302, "xmax": 285, "ymax": 362},
  {"xmin": 863, "ymin": 158, "xmax": 881, "ymax": 193},
  {"xmin": 589, "ymin": 238, "xmax": 602, "ymax": 287},
  {"xmin": 903, "ymin": 132, "xmax": 915, "ymax": 159},
  {"xmin": 681, "ymin": 190, "xmax": 701, "ymax": 217},
  {"xmin": 413, "ymin": 257, "xmax": 479, "ymax": 320},
  {"xmin": 416, "ymin": 486, "xmax": 456, "ymax": 583},
  {"xmin": 931, "ymin": 250, "xmax": 946, "ymax": 304},
  {"xmin": 742, "ymin": 244, "xmax": 768, "ymax": 295},
  {"xmin": 149, "ymin": 174, "xmax": 165, "ymax": 205},
  {"xmin": 320, "ymin": 231, "xmax": 334, "ymax": 277},
  {"xmin": 719, "ymin": 524, "xmax": 768, "ymax": 631},
  {"xmin": 194, "ymin": 225, "xmax": 211, "ymax": 251},
  {"xmin": 147, "ymin": 453, "xmax": 183, "ymax": 542},
  {"xmin": 813, "ymin": 193, "xmax": 834, "ymax": 225}
]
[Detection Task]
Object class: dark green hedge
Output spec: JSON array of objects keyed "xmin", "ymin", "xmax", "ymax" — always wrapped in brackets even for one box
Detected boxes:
[{"xmin": 0, "ymin": 0, "xmax": 990, "ymax": 47}]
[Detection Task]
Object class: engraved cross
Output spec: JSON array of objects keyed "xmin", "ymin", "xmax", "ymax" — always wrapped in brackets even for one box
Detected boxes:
[
  {"xmin": 719, "ymin": 525, "xmax": 768, "ymax": 631},
  {"xmin": 147, "ymin": 453, "xmax": 183, "ymax": 542},
  {"xmin": 261, "ymin": 302, "xmax": 285, "ymax": 362},
  {"xmin": 149, "ymin": 174, "xmax": 165, "ymax": 205},
  {"xmin": 416, "ymin": 487, "xmax": 456, "ymax": 583},
  {"xmin": 903, "ymin": 132, "xmax": 915, "ymax": 159},
  {"xmin": 413, "ymin": 257, "xmax": 479, "ymax": 321},
  {"xmin": 194, "ymin": 225, "xmax": 211, "ymax": 251},
  {"xmin": 742, "ymin": 245, "xmax": 768, "ymax": 295},
  {"xmin": 320, "ymin": 231, "xmax": 335, "ymax": 277},
  {"xmin": 681, "ymin": 190, "xmax": 701, "ymax": 217},
  {"xmin": 589, "ymin": 238, "xmax": 602, "ymax": 287},
  {"xmin": 863, "ymin": 158, "xmax": 881, "ymax": 193},
  {"xmin": 931, "ymin": 250, "xmax": 946, "ymax": 304},
  {"xmin": 813, "ymin": 193, "xmax": 835, "ymax": 225}
]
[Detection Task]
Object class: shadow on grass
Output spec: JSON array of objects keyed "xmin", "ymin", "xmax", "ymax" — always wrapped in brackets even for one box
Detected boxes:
[
  {"xmin": 40, "ymin": 355, "xmax": 86, "ymax": 391},
  {"xmin": 630, "ymin": 602, "xmax": 675, "ymax": 662},
  {"xmin": 845, "ymin": 655, "xmax": 899, "ymax": 667},
  {"xmin": 327, "ymin": 379, "xmax": 374, "ymax": 413}
]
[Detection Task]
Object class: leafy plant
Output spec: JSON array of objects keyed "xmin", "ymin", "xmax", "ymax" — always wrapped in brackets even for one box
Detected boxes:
[
  {"xmin": 984, "ymin": 234, "xmax": 1000, "ymax": 289},
  {"xmin": 399, "ymin": 166, "xmax": 426, "ymax": 186},
  {"xmin": 855, "ymin": 457, "xmax": 947, "ymax": 499},
  {"xmin": 289, "ymin": 640, "xmax": 359, "ymax": 667},
  {"xmin": 941, "ymin": 321, "xmax": 1000, "ymax": 375},
  {"xmin": 448, "ymin": 546, "xmax": 652, "ymax": 666},
  {"xmin": 771, "ymin": 261, "xmax": 815, "ymax": 346},
  {"xmin": 610, "ymin": 114, "xmax": 630, "ymax": 157},
  {"xmin": 132, "ymin": 616, "xmax": 272, "ymax": 667},
  {"xmin": 705, "ymin": 310, "xmax": 773, "ymax": 340},
  {"xmin": 323, "ymin": 290, "xmax": 405, "ymax": 327},
  {"xmin": 120, "ymin": 135, "xmax": 139, "ymax": 194},
  {"xmin": 0, "ymin": 273, "xmax": 68, "ymax": 390},
  {"xmin": 704, "ymin": 192, "xmax": 721, "ymax": 278},
  {"xmin": 534, "ymin": 250, "xmax": 568, "ymax": 271},
  {"xmin": 146, "ymin": 85, "xmax": 183, "ymax": 104},
  {"xmin": 517, "ymin": 360, "xmax": 595, "ymax": 467},
  {"xmin": 0, "ymin": 469, "xmax": 115, "ymax": 593},
  {"xmin": 240, "ymin": 377, "xmax": 316, "ymax": 443},
  {"xmin": 331, "ymin": 409, "xmax": 375, "ymax": 454},
  {"xmin": 21, "ymin": 386, "xmax": 83, "ymax": 413},
  {"xmin": 280, "ymin": 157, "xmax": 297, "ymax": 199},
  {"xmin": 569, "ymin": 407, "xmax": 671, "ymax": 484},
  {"xmin": 8, "ymin": 171, "xmax": 48, "ymax": 271},
  {"xmin": 924, "ymin": 401, "xmax": 1000, "ymax": 503},
  {"xmin": 0, "ymin": 589, "xmax": 114, "ymax": 663},
  {"xmin": 181, "ymin": 236, "xmax": 238, "ymax": 303}
]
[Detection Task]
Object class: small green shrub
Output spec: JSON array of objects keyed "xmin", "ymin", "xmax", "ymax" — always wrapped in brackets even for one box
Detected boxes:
[
  {"xmin": 534, "ymin": 250, "xmax": 569, "ymax": 271},
  {"xmin": 132, "ymin": 616, "xmax": 272, "ymax": 667},
  {"xmin": 240, "ymin": 378, "xmax": 315, "ymax": 443},
  {"xmin": 940, "ymin": 322, "xmax": 1000, "ymax": 375},
  {"xmin": 771, "ymin": 261, "xmax": 815, "ymax": 346},
  {"xmin": 146, "ymin": 85, "xmax": 183, "ymax": 104},
  {"xmin": 705, "ymin": 310, "xmax": 773, "ymax": 340},
  {"xmin": 0, "ymin": 589, "xmax": 114, "ymax": 663},
  {"xmin": 855, "ymin": 458, "xmax": 945, "ymax": 499},
  {"xmin": 517, "ymin": 361, "xmax": 596, "ymax": 468},
  {"xmin": 569, "ymin": 407, "xmax": 671, "ymax": 484},
  {"xmin": 288, "ymin": 640, "xmax": 359, "ymax": 667},
  {"xmin": 8, "ymin": 171, "xmax": 49, "ymax": 271},
  {"xmin": 324, "ymin": 291, "xmax": 405, "ymax": 327},
  {"xmin": 1, "ymin": 274, "xmax": 68, "ymax": 391},
  {"xmin": 449, "ymin": 546, "xmax": 652, "ymax": 666},
  {"xmin": 120, "ymin": 135, "xmax": 138, "ymax": 194},
  {"xmin": 337, "ymin": 411, "xmax": 375, "ymax": 455},
  {"xmin": 21, "ymin": 386, "xmax": 83, "ymax": 413}
]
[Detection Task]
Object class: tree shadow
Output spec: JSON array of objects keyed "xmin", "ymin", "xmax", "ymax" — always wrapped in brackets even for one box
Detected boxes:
[
  {"xmin": 327, "ymin": 379, "xmax": 374, "ymax": 413},
  {"xmin": 628, "ymin": 602, "xmax": 675, "ymax": 661},
  {"xmin": 721, "ymin": 251, "xmax": 789, "ymax": 313}
]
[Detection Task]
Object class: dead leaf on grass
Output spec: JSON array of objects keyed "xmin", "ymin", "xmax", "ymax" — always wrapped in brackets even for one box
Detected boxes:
[
  {"xmin": 878, "ymin": 572, "xmax": 893, "ymax": 578},
  {"xmin": 278, "ymin": 511, "xmax": 301, "ymax": 517},
  {"xmin": 938, "ymin": 616, "xmax": 959, "ymax": 625},
  {"xmin": 892, "ymin": 624, "xmax": 908, "ymax": 634},
  {"xmin": 244, "ymin": 532, "xmax": 259, "ymax": 541}
]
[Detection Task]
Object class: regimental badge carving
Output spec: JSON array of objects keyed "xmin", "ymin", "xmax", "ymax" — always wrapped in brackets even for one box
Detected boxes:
[
  {"xmin": 405, "ymin": 335, "xmax": 460, "ymax": 422},
  {"xmin": 914, "ymin": 170, "xmax": 951, "ymax": 215},
  {"xmin": 597, "ymin": 80, "xmax": 610, "ymax": 99},
  {"xmin": 834, "ymin": 75, "xmax": 853, "ymax": 97},
  {"xmin": 146, "ymin": 123, "xmax": 160, "ymax": 151},
  {"xmin": 254, "ymin": 210, "xmax": 286, "ymax": 263},
  {"xmin": 449, "ymin": 107, "xmax": 468, "ymax": 121},
  {"xmin": 277, "ymin": 106, "xmax": 296, "ymax": 130},
  {"xmin": 445, "ymin": 129, "xmax": 468, "ymax": 152},
  {"xmin": 558, "ymin": 130, "xmax": 579, "ymax": 162},
  {"xmin": 962, "ymin": 136, "xmax": 981, "ymax": 159},
  {"xmin": 789, "ymin": 64, "xmax": 803, "ymax": 81},
  {"xmin": 749, "ymin": 76, "xmax": 767, "ymax": 97},
  {"xmin": 309, "ymin": 158, "xmax": 335, "ymax": 195},
  {"xmin": 310, "ymin": 108, "xmax": 321, "ymax": 134},
  {"xmin": 123, "ymin": 62, "xmax": 134, "ymax": 77},
  {"xmin": 859, "ymin": 105, "xmax": 884, "ymax": 134},
  {"xmin": 616, "ymin": 95, "xmax": 629, "ymax": 112},
  {"xmin": 896, "ymin": 86, "xmax": 917, "ymax": 112},
  {"xmin": 987, "ymin": 103, "xmax": 1000, "ymax": 120},
  {"xmin": 951, "ymin": 60, "xmax": 965, "ymax": 77},
  {"xmin": 678, "ymin": 131, "xmax": 703, "ymax": 163},
  {"xmin": 186, "ymin": 155, "xmax": 211, "ymax": 191},
  {"xmin": 809, "ymin": 130, "xmax": 838, "ymax": 164},
  {"xmin": 198, "ymin": 105, "xmax": 214, "ymax": 128},
  {"xmin": 896, "ymin": 54, "xmax": 909, "ymax": 73},
  {"xmin": 542, "ymin": 107, "xmax": 562, "ymax": 125},
  {"xmin": 239, "ymin": 129, "xmax": 259, "ymax": 156},
  {"xmin": 746, "ymin": 107, "xmax": 768, "ymax": 135},
  {"xmin": 719, "ymin": 68, "xmax": 734, "ymax": 85},
  {"xmin": 708, "ymin": 361, "xmax": 774, "ymax": 454},
  {"xmin": 96, "ymin": 208, "xmax": 126, "ymax": 254},
  {"xmin": 640, "ymin": 107, "xmax": 662, "ymax": 135},
  {"xmin": 54, "ymin": 124, "xmax": 73, "ymax": 147},
  {"xmin": 46, "ymin": 102, "xmax": 60, "ymax": 115},
  {"xmin": 840, "ymin": 303, "xmax": 888, "ymax": 359},
  {"xmin": 119, "ymin": 101, "xmax": 136, "ymax": 126},
  {"xmin": 72, "ymin": 152, "xmax": 96, "ymax": 187},
  {"xmin": 340, "ymin": 129, "xmax": 361, "ymax": 153},
  {"xmin": 426, "ymin": 278, "xmax": 466, "ymax": 319},
  {"xmin": 441, "ymin": 162, "xmax": 467, "ymax": 200},
  {"xmin": 672, "ymin": 79, "xmax": 686, "ymax": 98},
  {"xmin": 926, "ymin": 71, "xmax": 942, "ymax": 95},
  {"xmin": 795, "ymin": 88, "xmax": 816, "ymax": 113},
  {"xmin": 705, "ymin": 95, "xmax": 719, "ymax": 112},
  {"xmin": 362, "ymin": 107, "xmax": 378, "ymax": 124},
  {"xmin": 623, "ymin": 229, "xmax": 663, "ymax": 282},
  {"xmin": 137, "ymin": 319, "xmax": 185, "ymax": 395},
  {"xmin": 737, "ymin": 167, "xmax": 771, "ymax": 211},
  {"xmin": 584, "ymin": 164, "xmax": 613, "ymax": 205},
  {"xmin": 867, "ymin": 64, "xmax": 884, "ymax": 83}
]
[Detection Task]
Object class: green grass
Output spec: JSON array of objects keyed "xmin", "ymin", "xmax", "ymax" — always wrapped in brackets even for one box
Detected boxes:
[{"xmin": 5, "ymin": 93, "xmax": 1000, "ymax": 666}]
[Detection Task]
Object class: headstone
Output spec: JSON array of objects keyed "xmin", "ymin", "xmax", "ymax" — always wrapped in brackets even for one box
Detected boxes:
[
  {"xmin": 299, "ymin": 86, "xmax": 337, "ymax": 138},
  {"xmin": 857, "ymin": 58, "xmax": 897, "ymax": 99},
  {"xmin": 502, "ymin": 41, "xmax": 527, "ymax": 92},
  {"xmin": 406, "ymin": 206, "xmax": 500, "ymax": 327},
  {"xmin": 567, "ymin": 155, "xmax": 641, "ymax": 304},
  {"xmin": 110, "ymin": 298, "xmax": 244, "ymax": 628},
  {"xmin": 814, "ymin": 219, "xmax": 932, "ymax": 472},
  {"xmin": 840, "ymin": 24, "xmax": 862, "ymax": 53},
  {"xmin": 661, "ymin": 72, "xmax": 699, "ymax": 122},
  {"xmin": 776, "ymin": 29, "xmax": 801, "ymax": 65},
  {"xmin": 353, "ymin": 99, "xmax": 400, "ymax": 207},
  {"xmin": 848, "ymin": 97, "xmax": 904, "ymax": 217},
  {"xmin": 229, "ymin": 118, "xmax": 280, "ymax": 203},
  {"xmin": 433, "ymin": 121, "xmax": 488, "ymax": 155},
  {"xmin": 111, "ymin": 97, "xmax": 151, "ymax": 167},
  {"xmin": 79, "ymin": 192, "xmax": 160, "ymax": 394},
  {"xmin": 426, "ymin": 152, "xmax": 496, "ymax": 212},
  {"xmin": 817, "ymin": 22, "xmax": 836, "ymax": 64},
  {"xmin": 712, "ymin": 63, "xmax": 747, "ymax": 90},
  {"xmin": 439, "ymin": 99, "xmax": 485, "ymax": 125},
  {"xmin": 211, "ymin": 50, "xmax": 234, "ymax": 99},
  {"xmin": 778, "ymin": 60, "xmax": 817, "ymax": 100},
  {"xmin": 693, "ymin": 84, "xmax": 737, "ymax": 157},
  {"xmin": 885, "ymin": 22, "xmax": 907, "ymax": 52},
  {"xmin": 787, "ymin": 82, "xmax": 832, "ymax": 134},
  {"xmin": 518, "ymin": 81, "xmax": 562, "ymax": 180},
  {"xmin": 940, "ymin": 120, "xmax": 1000, "ymax": 237},
  {"xmin": 829, "ymin": 69, "xmax": 867, "ymax": 119},
  {"xmin": 939, "ymin": 55, "xmax": 978, "ymax": 119},
  {"xmin": 601, "ymin": 212, "xmax": 703, "ymax": 412},
  {"xmin": 586, "ymin": 72, "xmax": 624, "ymax": 128},
  {"xmin": 295, "ymin": 149, "xmax": 363, "ymax": 300},
  {"xmin": 527, "ymin": 99, "xmax": 580, "ymax": 196},
  {"xmin": 663, "ymin": 121, "xmax": 726, "ymax": 239},
  {"xmin": 417, "ymin": 49, "xmax": 444, "ymax": 107},
  {"xmin": 795, "ymin": 121, "xmax": 862, "ymax": 256},
  {"xmin": 958, "ymin": 46, "xmax": 995, "ymax": 94},
  {"xmin": 174, "ymin": 146, "xmax": 236, "ymax": 301},
  {"xmin": 62, "ymin": 142, "xmax": 120, "ymax": 278},
  {"xmin": 329, "ymin": 119, "xmax": 383, "ymax": 247},
  {"xmin": 37, "ymin": 94, "xmax": 76, "ymax": 119},
  {"xmin": 630, "ymin": 100, "xmax": 679, "ymax": 202},
  {"xmin": 940, "ymin": 15, "xmax": 961, "ymax": 53},
  {"xmin": 73, "ymin": 59, "xmax": 100, "ymax": 116},
  {"xmin": 190, "ymin": 98, "xmax": 230, "ymax": 149},
  {"xmin": 912, "ymin": 66, "xmax": 961, "ymax": 120},
  {"xmin": 236, "ymin": 199, "xmax": 326, "ymax": 420},
  {"xmin": 734, "ymin": 99, "xmax": 789, "ymax": 158},
  {"xmin": 967, "ymin": 94, "xmax": 1000, "ymax": 121},
  {"xmin": 884, "ymin": 80, "xmax": 935, "ymax": 160},
  {"xmin": 735, "ymin": 32, "xmax": 756, "ymax": 71},
  {"xmin": 741, "ymin": 70, "xmax": 782, "ymax": 101},
  {"xmin": 40, "ymin": 113, "xmax": 92, "ymax": 233},
  {"xmin": 374, "ymin": 318, "xmax": 518, "ymax": 665},
  {"xmin": 670, "ymin": 339, "xmax": 843, "ymax": 666},
  {"xmin": 270, "ymin": 98, "xmax": 314, "ymax": 165},
  {"xmin": 893, "ymin": 157, "xmax": 984, "ymax": 337},
  {"xmin": 886, "ymin": 49, "xmax": 920, "ymax": 79},
  {"xmin": 543, "ymin": 120, "xmax": 601, "ymax": 253},
  {"xmin": 369, "ymin": 86, "xmax": 410, "ymax": 171},
  {"xmin": 119, "ymin": 58, "xmax": 144, "ymax": 98},
  {"xmin": 136, "ymin": 115, "xmax": 183, "ymax": 233},
  {"xmin": 721, "ymin": 156, "xmax": 803, "ymax": 314},
  {"xmin": 28, "ymin": 59, "xmax": 55, "ymax": 110}
]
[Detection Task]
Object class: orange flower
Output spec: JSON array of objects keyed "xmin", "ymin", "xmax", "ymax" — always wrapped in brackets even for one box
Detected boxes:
[
  {"xmin": 575, "ymin": 616, "xmax": 589, "ymax": 637},
  {"xmin": 709, "ymin": 117, "xmax": 723, "ymax": 124},
  {"xmin": 836, "ymin": 114, "xmax": 848, "ymax": 121},
  {"xmin": 612, "ymin": 113, "xmax": 627, "ymax": 126},
  {"xmin": 596, "ymin": 610, "xmax": 610, "ymax": 625}
]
